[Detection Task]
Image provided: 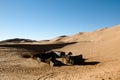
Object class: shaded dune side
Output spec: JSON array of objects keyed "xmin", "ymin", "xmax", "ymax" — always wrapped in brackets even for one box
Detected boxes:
[{"xmin": 0, "ymin": 42, "xmax": 77, "ymax": 53}]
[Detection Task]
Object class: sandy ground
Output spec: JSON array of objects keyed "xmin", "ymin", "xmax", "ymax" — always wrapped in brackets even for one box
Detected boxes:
[
  {"xmin": 0, "ymin": 25, "xmax": 120, "ymax": 80},
  {"xmin": 0, "ymin": 44, "xmax": 120, "ymax": 80}
]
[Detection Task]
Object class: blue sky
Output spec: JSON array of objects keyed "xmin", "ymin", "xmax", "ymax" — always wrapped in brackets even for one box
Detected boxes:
[{"xmin": 0, "ymin": 0, "xmax": 120, "ymax": 41}]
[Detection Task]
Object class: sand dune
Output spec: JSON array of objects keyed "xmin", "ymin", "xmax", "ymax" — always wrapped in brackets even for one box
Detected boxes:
[{"xmin": 0, "ymin": 25, "xmax": 120, "ymax": 80}]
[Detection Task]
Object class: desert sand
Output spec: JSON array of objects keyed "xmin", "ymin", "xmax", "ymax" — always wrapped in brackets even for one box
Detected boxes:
[{"xmin": 0, "ymin": 25, "xmax": 120, "ymax": 80}]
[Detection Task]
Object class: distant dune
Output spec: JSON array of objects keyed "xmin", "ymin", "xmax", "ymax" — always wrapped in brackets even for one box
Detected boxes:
[
  {"xmin": 0, "ymin": 38, "xmax": 37, "ymax": 43},
  {"xmin": 0, "ymin": 25, "xmax": 120, "ymax": 80}
]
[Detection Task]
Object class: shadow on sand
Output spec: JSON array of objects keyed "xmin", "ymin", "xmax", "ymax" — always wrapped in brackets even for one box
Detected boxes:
[
  {"xmin": 80, "ymin": 61, "xmax": 100, "ymax": 65},
  {"xmin": 53, "ymin": 59, "xmax": 100, "ymax": 67},
  {"xmin": 0, "ymin": 42, "xmax": 77, "ymax": 52}
]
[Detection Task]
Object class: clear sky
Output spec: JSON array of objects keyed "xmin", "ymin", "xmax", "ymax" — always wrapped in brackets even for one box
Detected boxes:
[{"xmin": 0, "ymin": 0, "xmax": 120, "ymax": 41}]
